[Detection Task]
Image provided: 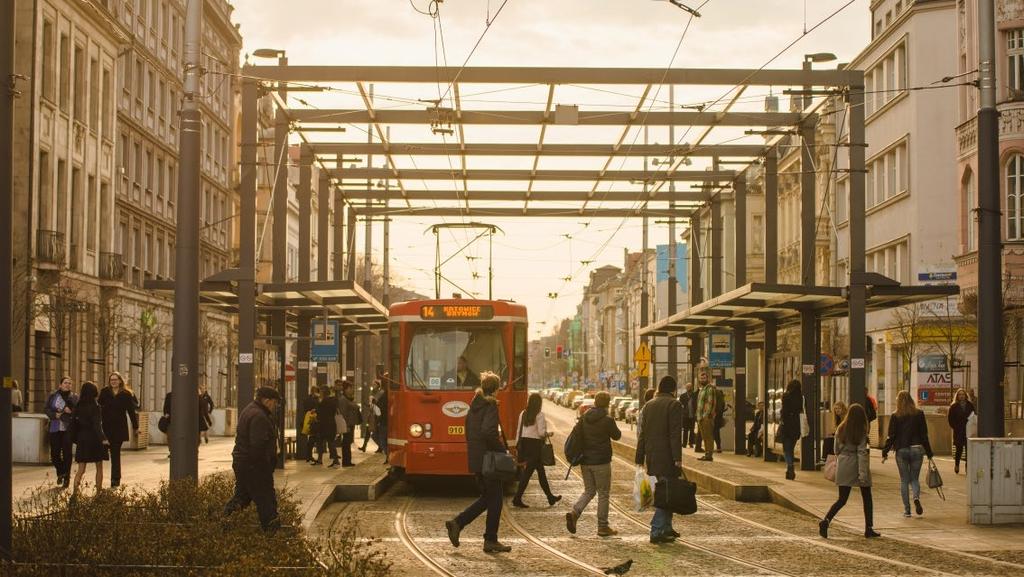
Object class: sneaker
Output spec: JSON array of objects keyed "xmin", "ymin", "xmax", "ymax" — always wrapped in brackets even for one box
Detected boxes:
[
  {"xmin": 914, "ymin": 499, "xmax": 924, "ymax": 516},
  {"xmin": 565, "ymin": 511, "xmax": 577, "ymax": 534},
  {"xmin": 865, "ymin": 528, "xmax": 881, "ymax": 538},
  {"xmin": 903, "ymin": 510, "xmax": 912, "ymax": 518},
  {"xmin": 597, "ymin": 527, "xmax": 618, "ymax": 537},
  {"xmin": 328, "ymin": 460, "xmax": 340, "ymax": 469},
  {"xmin": 667, "ymin": 529, "xmax": 680, "ymax": 539},
  {"xmin": 483, "ymin": 540, "xmax": 512, "ymax": 553},
  {"xmin": 785, "ymin": 469, "xmax": 796, "ymax": 480},
  {"xmin": 818, "ymin": 519, "xmax": 829, "ymax": 539},
  {"xmin": 698, "ymin": 454, "xmax": 714, "ymax": 462},
  {"xmin": 445, "ymin": 520, "xmax": 461, "ymax": 547},
  {"xmin": 649, "ymin": 533, "xmax": 676, "ymax": 544},
  {"xmin": 547, "ymin": 494, "xmax": 562, "ymax": 507}
]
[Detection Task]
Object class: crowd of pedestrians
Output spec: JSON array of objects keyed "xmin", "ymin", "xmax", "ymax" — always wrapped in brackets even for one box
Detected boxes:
[{"xmin": 300, "ymin": 377, "xmax": 388, "ymax": 469}]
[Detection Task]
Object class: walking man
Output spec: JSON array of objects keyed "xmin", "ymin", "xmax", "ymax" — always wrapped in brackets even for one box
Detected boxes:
[
  {"xmin": 565, "ymin": 391, "xmax": 621, "ymax": 537},
  {"xmin": 224, "ymin": 386, "xmax": 281, "ymax": 532},
  {"xmin": 636, "ymin": 376, "xmax": 684, "ymax": 544},
  {"xmin": 696, "ymin": 367, "xmax": 717, "ymax": 462}
]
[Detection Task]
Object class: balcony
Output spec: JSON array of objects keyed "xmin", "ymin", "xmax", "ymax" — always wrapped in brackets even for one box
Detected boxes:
[
  {"xmin": 957, "ymin": 100, "xmax": 1024, "ymax": 159},
  {"xmin": 36, "ymin": 229, "xmax": 65, "ymax": 266},
  {"xmin": 99, "ymin": 252, "xmax": 124, "ymax": 281}
]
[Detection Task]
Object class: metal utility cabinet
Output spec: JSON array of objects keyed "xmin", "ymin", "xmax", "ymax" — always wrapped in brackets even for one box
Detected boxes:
[{"xmin": 968, "ymin": 438, "xmax": 1024, "ymax": 524}]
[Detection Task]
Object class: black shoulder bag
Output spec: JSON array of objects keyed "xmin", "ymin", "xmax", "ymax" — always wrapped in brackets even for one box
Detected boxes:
[
  {"xmin": 653, "ymin": 399, "xmax": 698, "ymax": 515},
  {"xmin": 482, "ymin": 409, "xmax": 518, "ymax": 482}
]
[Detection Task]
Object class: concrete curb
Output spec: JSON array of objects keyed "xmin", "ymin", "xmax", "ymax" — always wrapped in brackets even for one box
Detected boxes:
[{"xmin": 300, "ymin": 469, "xmax": 396, "ymax": 529}]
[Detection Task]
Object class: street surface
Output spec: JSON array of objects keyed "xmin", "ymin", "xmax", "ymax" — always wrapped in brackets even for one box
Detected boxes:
[{"xmin": 311, "ymin": 404, "xmax": 1024, "ymax": 577}]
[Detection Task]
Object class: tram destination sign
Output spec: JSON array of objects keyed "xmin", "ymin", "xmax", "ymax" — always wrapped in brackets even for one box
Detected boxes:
[{"xmin": 420, "ymin": 305, "xmax": 495, "ymax": 320}]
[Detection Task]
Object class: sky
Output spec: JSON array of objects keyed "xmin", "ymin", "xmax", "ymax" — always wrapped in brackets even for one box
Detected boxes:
[{"xmin": 230, "ymin": 0, "xmax": 872, "ymax": 338}]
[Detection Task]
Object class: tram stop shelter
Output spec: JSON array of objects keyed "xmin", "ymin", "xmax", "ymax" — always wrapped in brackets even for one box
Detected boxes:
[{"xmin": 200, "ymin": 62, "xmax": 961, "ymax": 467}]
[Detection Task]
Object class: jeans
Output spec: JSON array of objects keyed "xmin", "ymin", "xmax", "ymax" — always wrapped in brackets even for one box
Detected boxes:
[
  {"xmin": 317, "ymin": 434, "xmax": 338, "ymax": 462},
  {"xmin": 682, "ymin": 420, "xmax": 696, "ymax": 447},
  {"xmin": 825, "ymin": 485, "xmax": 874, "ymax": 529},
  {"xmin": 49, "ymin": 430, "xmax": 73, "ymax": 479},
  {"xmin": 896, "ymin": 446, "xmax": 924, "ymax": 510},
  {"xmin": 224, "ymin": 463, "xmax": 279, "ymax": 529},
  {"xmin": 650, "ymin": 476, "xmax": 675, "ymax": 537},
  {"xmin": 781, "ymin": 437, "xmax": 797, "ymax": 469},
  {"xmin": 954, "ymin": 443, "xmax": 966, "ymax": 468},
  {"xmin": 515, "ymin": 457, "xmax": 555, "ymax": 502},
  {"xmin": 572, "ymin": 463, "xmax": 612, "ymax": 529},
  {"xmin": 341, "ymin": 431, "xmax": 354, "ymax": 465},
  {"xmin": 455, "ymin": 474, "xmax": 503, "ymax": 542},
  {"xmin": 109, "ymin": 441, "xmax": 124, "ymax": 486}
]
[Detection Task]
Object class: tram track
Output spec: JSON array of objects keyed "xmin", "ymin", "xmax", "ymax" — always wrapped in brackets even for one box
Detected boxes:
[
  {"xmin": 501, "ymin": 507, "xmax": 607, "ymax": 576},
  {"xmin": 395, "ymin": 497, "xmax": 459, "ymax": 577}
]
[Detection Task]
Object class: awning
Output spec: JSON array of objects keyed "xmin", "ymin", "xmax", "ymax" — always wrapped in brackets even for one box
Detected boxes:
[
  {"xmin": 639, "ymin": 282, "xmax": 960, "ymax": 338},
  {"xmin": 144, "ymin": 278, "xmax": 389, "ymax": 333}
]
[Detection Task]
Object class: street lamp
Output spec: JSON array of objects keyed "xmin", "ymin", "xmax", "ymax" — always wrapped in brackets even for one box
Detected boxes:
[
  {"xmin": 252, "ymin": 48, "xmax": 286, "ymax": 59},
  {"xmin": 801, "ymin": 53, "xmax": 838, "ymax": 109}
]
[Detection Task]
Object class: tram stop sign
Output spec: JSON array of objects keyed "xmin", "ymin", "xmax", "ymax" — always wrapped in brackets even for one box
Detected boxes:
[{"xmin": 311, "ymin": 320, "xmax": 340, "ymax": 363}]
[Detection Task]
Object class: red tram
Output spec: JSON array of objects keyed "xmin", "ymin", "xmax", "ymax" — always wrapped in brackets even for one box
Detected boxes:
[{"xmin": 386, "ymin": 298, "xmax": 528, "ymax": 476}]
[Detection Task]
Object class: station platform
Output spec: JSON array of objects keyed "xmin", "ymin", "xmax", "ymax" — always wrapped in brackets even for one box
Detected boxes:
[
  {"xmin": 12, "ymin": 430, "xmax": 391, "ymax": 530},
  {"xmin": 546, "ymin": 404, "xmax": 1023, "ymax": 553}
]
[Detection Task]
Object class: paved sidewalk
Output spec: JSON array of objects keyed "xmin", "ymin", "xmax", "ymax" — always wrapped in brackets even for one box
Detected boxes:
[
  {"xmin": 546, "ymin": 404, "xmax": 1023, "ymax": 552},
  {"xmin": 13, "ymin": 431, "xmax": 390, "ymax": 529}
]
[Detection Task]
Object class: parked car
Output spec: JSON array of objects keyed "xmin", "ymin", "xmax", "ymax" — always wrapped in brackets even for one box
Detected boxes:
[
  {"xmin": 624, "ymin": 400, "xmax": 640, "ymax": 424},
  {"xmin": 577, "ymin": 398, "xmax": 596, "ymax": 417},
  {"xmin": 616, "ymin": 399, "xmax": 634, "ymax": 421},
  {"xmin": 609, "ymin": 396, "xmax": 631, "ymax": 419}
]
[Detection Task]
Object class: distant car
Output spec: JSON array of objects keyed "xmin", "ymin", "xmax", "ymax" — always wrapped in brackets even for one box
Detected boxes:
[
  {"xmin": 577, "ymin": 398, "xmax": 596, "ymax": 417},
  {"xmin": 571, "ymin": 395, "xmax": 587, "ymax": 410},
  {"xmin": 617, "ymin": 399, "xmax": 635, "ymax": 421},
  {"xmin": 625, "ymin": 400, "xmax": 640, "ymax": 424},
  {"xmin": 609, "ymin": 396, "xmax": 632, "ymax": 419}
]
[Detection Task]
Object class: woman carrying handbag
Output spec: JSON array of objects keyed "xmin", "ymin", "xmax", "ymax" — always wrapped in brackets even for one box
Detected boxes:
[
  {"xmin": 512, "ymin": 392, "xmax": 561, "ymax": 508},
  {"xmin": 819, "ymin": 403, "xmax": 880, "ymax": 539}
]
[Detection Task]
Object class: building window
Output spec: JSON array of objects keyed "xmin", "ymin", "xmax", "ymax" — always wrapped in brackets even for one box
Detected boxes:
[
  {"xmin": 1007, "ymin": 154, "xmax": 1024, "ymax": 240},
  {"xmin": 964, "ymin": 170, "xmax": 977, "ymax": 252},
  {"xmin": 41, "ymin": 20, "xmax": 54, "ymax": 101},
  {"xmin": 38, "ymin": 150, "xmax": 51, "ymax": 229},
  {"xmin": 89, "ymin": 58, "xmax": 99, "ymax": 128},
  {"xmin": 102, "ymin": 68, "xmax": 112, "ymax": 135},
  {"xmin": 87, "ymin": 175, "xmax": 97, "ymax": 251},
  {"xmin": 1008, "ymin": 29, "xmax": 1024, "ymax": 95},
  {"xmin": 836, "ymin": 179, "xmax": 848, "ymax": 223},
  {"xmin": 867, "ymin": 140, "xmax": 909, "ymax": 207},
  {"xmin": 73, "ymin": 45, "xmax": 85, "ymax": 121},
  {"xmin": 58, "ymin": 34, "xmax": 69, "ymax": 111}
]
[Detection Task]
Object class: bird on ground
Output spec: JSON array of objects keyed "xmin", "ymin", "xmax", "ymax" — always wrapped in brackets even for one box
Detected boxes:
[{"xmin": 601, "ymin": 559, "xmax": 633, "ymax": 576}]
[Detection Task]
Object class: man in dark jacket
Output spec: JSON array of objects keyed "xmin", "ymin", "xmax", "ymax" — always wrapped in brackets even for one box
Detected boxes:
[
  {"xmin": 678, "ymin": 383, "xmax": 697, "ymax": 448},
  {"xmin": 445, "ymin": 372, "xmax": 511, "ymax": 554},
  {"xmin": 315, "ymin": 387, "xmax": 339, "ymax": 467},
  {"xmin": 224, "ymin": 386, "xmax": 281, "ymax": 531},
  {"xmin": 337, "ymin": 380, "xmax": 361, "ymax": 467},
  {"xmin": 636, "ymin": 376, "xmax": 684, "ymax": 544},
  {"xmin": 565, "ymin": 391, "xmax": 621, "ymax": 537}
]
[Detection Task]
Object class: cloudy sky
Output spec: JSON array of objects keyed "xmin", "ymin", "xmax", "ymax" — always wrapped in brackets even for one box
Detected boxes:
[{"xmin": 231, "ymin": 0, "xmax": 872, "ymax": 337}]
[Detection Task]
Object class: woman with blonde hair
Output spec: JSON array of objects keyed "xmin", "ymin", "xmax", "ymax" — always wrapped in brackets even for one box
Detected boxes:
[
  {"xmin": 882, "ymin": 390, "xmax": 933, "ymax": 517},
  {"xmin": 99, "ymin": 371, "xmax": 139, "ymax": 487},
  {"xmin": 822, "ymin": 401, "xmax": 848, "ymax": 460},
  {"xmin": 819, "ymin": 403, "xmax": 878, "ymax": 539},
  {"xmin": 947, "ymin": 388, "xmax": 974, "ymax": 474}
]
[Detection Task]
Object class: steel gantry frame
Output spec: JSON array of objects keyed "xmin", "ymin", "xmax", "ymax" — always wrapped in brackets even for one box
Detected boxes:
[{"xmin": 222, "ymin": 63, "xmax": 896, "ymax": 470}]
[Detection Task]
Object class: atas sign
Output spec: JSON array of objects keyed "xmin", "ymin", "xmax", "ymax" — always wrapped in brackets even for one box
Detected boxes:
[{"xmin": 441, "ymin": 400, "xmax": 471, "ymax": 418}]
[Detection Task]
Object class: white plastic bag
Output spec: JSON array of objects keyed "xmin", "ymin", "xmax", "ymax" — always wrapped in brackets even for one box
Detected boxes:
[
  {"xmin": 633, "ymin": 466, "xmax": 657, "ymax": 512},
  {"xmin": 799, "ymin": 413, "xmax": 810, "ymax": 438},
  {"xmin": 966, "ymin": 412, "xmax": 978, "ymax": 438}
]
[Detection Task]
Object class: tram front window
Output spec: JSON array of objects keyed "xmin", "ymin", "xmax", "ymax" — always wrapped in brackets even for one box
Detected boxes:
[{"xmin": 406, "ymin": 326, "xmax": 507, "ymax": 390}]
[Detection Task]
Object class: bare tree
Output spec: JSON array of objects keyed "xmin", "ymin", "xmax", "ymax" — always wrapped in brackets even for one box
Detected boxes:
[
  {"xmin": 128, "ymin": 307, "xmax": 168, "ymax": 408},
  {"xmin": 95, "ymin": 291, "xmax": 127, "ymax": 377},
  {"xmin": 33, "ymin": 270, "xmax": 89, "ymax": 384},
  {"xmin": 889, "ymin": 305, "xmax": 923, "ymax": 393},
  {"xmin": 927, "ymin": 294, "xmax": 976, "ymax": 397}
]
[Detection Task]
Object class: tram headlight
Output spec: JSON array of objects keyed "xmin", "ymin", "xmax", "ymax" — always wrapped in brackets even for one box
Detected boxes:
[{"xmin": 409, "ymin": 423, "xmax": 424, "ymax": 438}]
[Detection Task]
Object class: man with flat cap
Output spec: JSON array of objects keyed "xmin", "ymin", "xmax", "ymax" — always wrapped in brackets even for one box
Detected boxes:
[{"xmin": 224, "ymin": 386, "xmax": 282, "ymax": 531}]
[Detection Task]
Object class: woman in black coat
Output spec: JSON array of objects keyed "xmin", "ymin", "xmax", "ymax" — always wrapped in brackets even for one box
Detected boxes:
[
  {"xmin": 72, "ymin": 381, "xmax": 109, "ymax": 494},
  {"xmin": 99, "ymin": 372, "xmax": 139, "ymax": 487},
  {"xmin": 779, "ymin": 379, "xmax": 804, "ymax": 480},
  {"xmin": 947, "ymin": 388, "xmax": 975, "ymax": 474},
  {"xmin": 314, "ymin": 388, "xmax": 339, "ymax": 467},
  {"xmin": 445, "ymin": 372, "xmax": 511, "ymax": 554}
]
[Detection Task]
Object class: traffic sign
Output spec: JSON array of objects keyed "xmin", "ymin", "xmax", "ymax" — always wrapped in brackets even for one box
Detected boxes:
[
  {"xmin": 635, "ymin": 361, "xmax": 650, "ymax": 378},
  {"xmin": 634, "ymin": 342, "xmax": 652, "ymax": 362},
  {"xmin": 819, "ymin": 353, "xmax": 834, "ymax": 376},
  {"xmin": 708, "ymin": 331, "xmax": 733, "ymax": 368}
]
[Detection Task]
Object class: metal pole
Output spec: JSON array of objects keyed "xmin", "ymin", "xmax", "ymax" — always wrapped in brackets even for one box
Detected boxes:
[
  {"xmin": 978, "ymin": 0, "xmax": 1005, "ymax": 437},
  {"xmin": 0, "ymin": 0, "xmax": 16, "ymax": 555},
  {"xmin": 237, "ymin": 76, "xmax": 257, "ymax": 408},
  {"xmin": 296, "ymin": 145, "xmax": 312, "ymax": 458},
  {"xmin": 711, "ymin": 197, "xmax": 722, "ymax": 297},
  {"xmin": 334, "ymin": 154, "xmax": 345, "ymax": 282},
  {"xmin": 272, "ymin": 54, "xmax": 288, "ymax": 469},
  {"xmin": 734, "ymin": 174, "xmax": 747, "ymax": 455},
  {"xmin": 847, "ymin": 77, "xmax": 868, "ymax": 408},
  {"xmin": 800, "ymin": 120, "xmax": 817, "ymax": 471},
  {"xmin": 668, "ymin": 85, "xmax": 678, "ymax": 383},
  {"xmin": 170, "ymin": 0, "xmax": 203, "ymax": 481},
  {"xmin": 763, "ymin": 146, "xmax": 778, "ymax": 462},
  {"xmin": 640, "ymin": 126, "xmax": 650, "ymax": 395}
]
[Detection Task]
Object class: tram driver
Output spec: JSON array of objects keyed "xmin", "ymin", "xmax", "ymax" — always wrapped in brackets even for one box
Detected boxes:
[{"xmin": 446, "ymin": 356, "xmax": 481, "ymax": 389}]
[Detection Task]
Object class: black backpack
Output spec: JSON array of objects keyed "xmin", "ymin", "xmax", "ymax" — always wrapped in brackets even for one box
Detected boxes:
[{"xmin": 562, "ymin": 417, "xmax": 585, "ymax": 479}]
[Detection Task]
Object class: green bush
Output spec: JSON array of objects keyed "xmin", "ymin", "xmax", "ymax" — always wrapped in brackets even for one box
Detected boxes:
[{"xmin": 2, "ymin": 474, "xmax": 391, "ymax": 577}]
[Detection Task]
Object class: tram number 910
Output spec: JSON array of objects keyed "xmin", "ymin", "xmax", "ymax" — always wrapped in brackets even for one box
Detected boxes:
[{"xmin": 447, "ymin": 425, "xmax": 465, "ymax": 436}]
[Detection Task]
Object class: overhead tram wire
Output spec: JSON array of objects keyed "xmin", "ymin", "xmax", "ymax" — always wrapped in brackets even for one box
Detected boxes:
[{"xmin": 538, "ymin": 0, "xmax": 712, "ymax": 322}]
